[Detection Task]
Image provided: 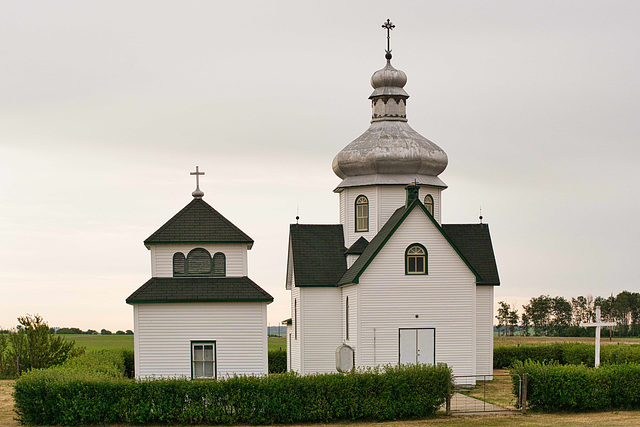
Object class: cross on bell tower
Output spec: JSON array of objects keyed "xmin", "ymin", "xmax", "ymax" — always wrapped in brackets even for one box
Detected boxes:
[{"xmin": 190, "ymin": 166, "xmax": 205, "ymax": 199}]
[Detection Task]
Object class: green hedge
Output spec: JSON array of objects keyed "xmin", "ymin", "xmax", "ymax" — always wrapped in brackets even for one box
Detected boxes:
[
  {"xmin": 15, "ymin": 363, "xmax": 452, "ymax": 425},
  {"xmin": 494, "ymin": 343, "xmax": 640, "ymax": 368},
  {"xmin": 268, "ymin": 349, "xmax": 286, "ymax": 374},
  {"xmin": 510, "ymin": 361, "xmax": 640, "ymax": 411}
]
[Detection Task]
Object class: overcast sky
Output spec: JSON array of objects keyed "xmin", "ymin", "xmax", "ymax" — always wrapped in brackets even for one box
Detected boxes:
[{"xmin": 1, "ymin": 1, "xmax": 639, "ymax": 331}]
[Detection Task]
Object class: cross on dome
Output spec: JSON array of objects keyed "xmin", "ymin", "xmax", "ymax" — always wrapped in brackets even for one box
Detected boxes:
[
  {"xmin": 382, "ymin": 19, "xmax": 395, "ymax": 59},
  {"xmin": 190, "ymin": 166, "xmax": 205, "ymax": 199}
]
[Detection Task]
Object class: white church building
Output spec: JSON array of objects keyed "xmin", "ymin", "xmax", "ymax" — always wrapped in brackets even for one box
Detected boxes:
[
  {"xmin": 127, "ymin": 172, "xmax": 273, "ymax": 379},
  {"xmin": 285, "ymin": 28, "xmax": 499, "ymax": 378}
]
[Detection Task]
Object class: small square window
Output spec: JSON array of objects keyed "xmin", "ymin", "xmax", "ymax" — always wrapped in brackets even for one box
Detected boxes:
[{"xmin": 192, "ymin": 342, "xmax": 216, "ymax": 379}]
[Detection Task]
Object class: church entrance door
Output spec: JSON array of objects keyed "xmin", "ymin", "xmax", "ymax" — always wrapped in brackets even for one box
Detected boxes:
[{"xmin": 399, "ymin": 328, "xmax": 435, "ymax": 365}]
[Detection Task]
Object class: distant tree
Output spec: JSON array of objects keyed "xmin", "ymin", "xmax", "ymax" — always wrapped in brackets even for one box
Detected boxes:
[
  {"xmin": 7, "ymin": 314, "xmax": 82, "ymax": 375},
  {"xmin": 56, "ymin": 327, "xmax": 83, "ymax": 334},
  {"xmin": 523, "ymin": 295, "xmax": 552, "ymax": 336},
  {"xmin": 496, "ymin": 301, "xmax": 510, "ymax": 336},
  {"xmin": 100, "ymin": 329, "xmax": 112, "ymax": 335},
  {"xmin": 508, "ymin": 309, "xmax": 519, "ymax": 336},
  {"xmin": 125, "ymin": 330, "xmax": 134, "ymax": 335},
  {"xmin": 551, "ymin": 296, "xmax": 572, "ymax": 335},
  {"xmin": 520, "ymin": 310, "xmax": 530, "ymax": 336},
  {"xmin": 115, "ymin": 330, "xmax": 125, "ymax": 335},
  {"xmin": 86, "ymin": 329, "xmax": 98, "ymax": 335}
]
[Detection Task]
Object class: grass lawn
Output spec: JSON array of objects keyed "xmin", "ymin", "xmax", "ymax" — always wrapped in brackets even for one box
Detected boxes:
[
  {"xmin": 494, "ymin": 335, "xmax": 640, "ymax": 346},
  {"xmin": 268, "ymin": 336, "xmax": 286, "ymax": 351}
]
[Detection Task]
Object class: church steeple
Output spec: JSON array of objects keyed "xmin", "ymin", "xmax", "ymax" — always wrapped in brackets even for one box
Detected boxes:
[{"xmin": 332, "ymin": 20, "xmax": 448, "ymax": 190}]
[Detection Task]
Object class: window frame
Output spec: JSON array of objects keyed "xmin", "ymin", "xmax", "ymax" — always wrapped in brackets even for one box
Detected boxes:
[
  {"xmin": 294, "ymin": 299, "xmax": 298, "ymax": 340},
  {"xmin": 424, "ymin": 194, "xmax": 434, "ymax": 216},
  {"xmin": 405, "ymin": 243, "xmax": 428, "ymax": 275},
  {"xmin": 185, "ymin": 248, "xmax": 212, "ymax": 276},
  {"xmin": 355, "ymin": 195, "xmax": 369, "ymax": 232},
  {"xmin": 212, "ymin": 252, "xmax": 226, "ymax": 276},
  {"xmin": 345, "ymin": 296, "xmax": 350, "ymax": 341},
  {"xmin": 190, "ymin": 341, "xmax": 217, "ymax": 379}
]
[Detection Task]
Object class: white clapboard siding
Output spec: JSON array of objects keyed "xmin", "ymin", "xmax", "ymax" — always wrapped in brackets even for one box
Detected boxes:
[
  {"xmin": 343, "ymin": 187, "xmax": 378, "ymax": 248},
  {"xmin": 150, "ymin": 244, "xmax": 248, "ymax": 277},
  {"xmin": 346, "ymin": 254, "xmax": 359, "ymax": 268},
  {"xmin": 134, "ymin": 302, "xmax": 267, "ymax": 378},
  {"xmin": 300, "ymin": 287, "xmax": 342, "ymax": 374},
  {"xmin": 356, "ymin": 208, "xmax": 477, "ymax": 377},
  {"xmin": 339, "ymin": 191, "xmax": 346, "ymax": 229},
  {"xmin": 290, "ymin": 286, "xmax": 301, "ymax": 373},
  {"xmin": 342, "ymin": 285, "xmax": 357, "ymax": 351},
  {"xmin": 475, "ymin": 286, "xmax": 494, "ymax": 377},
  {"xmin": 378, "ymin": 186, "xmax": 442, "ymax": 226}
]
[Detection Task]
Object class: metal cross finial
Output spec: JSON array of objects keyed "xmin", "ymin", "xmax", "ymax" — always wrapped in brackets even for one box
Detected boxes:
[
  {"xmin": 190, "ymin": 166, "xmax": 205, "ymax": 198},
  {"xmin": 382, "ymin": 19, "xmax": 395, "ymax": 59}
]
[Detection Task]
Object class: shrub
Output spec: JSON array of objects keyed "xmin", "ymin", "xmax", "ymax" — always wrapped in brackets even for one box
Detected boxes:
[
  {"xmin": 15, "ymin": 363, "xmax": 452, "ymax": 425},
  {"xmin": 268, "ymin": 349, "xmax": 286, "ymax": 374},
  {"xmin": 510, "ymin": 360, "xmax": 640, "ymax": 411},
  {"xmin": 494, "ymin": 343, "xmax": 640, "ymax": 368}
]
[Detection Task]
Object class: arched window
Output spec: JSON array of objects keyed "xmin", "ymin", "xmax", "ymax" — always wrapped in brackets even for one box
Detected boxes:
[
  {"xmin": 424, "ymin": 194, "xmax": 434, "ymax": 216},
  {"xmin": 213, "ymin": 252, "xmax": 226, "ymax": 276},
  {"xmin": 187, "ymin": 248, "xmax": 211, "ymax": 275},
  {"xmin": 173, "ymin": 252, "xmax": 186, "ymax": 276},
  {"xmin": 405, "ymin": 244, "xmax": 427, "ymax": 275},
  {"xmin": 345, "ymin": 297, "xmax": 350, "ymax": 341},
  {"xmin": 355, "ymin": 195, "xmax": 369, "ymax": 232}
]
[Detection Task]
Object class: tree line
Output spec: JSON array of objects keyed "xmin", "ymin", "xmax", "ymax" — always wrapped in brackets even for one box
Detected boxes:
[
  {"xmin": 1, "ymin": 327, "xmax": 133, "ymax": 335},
  {"xmin": 496, "ymin": 291, "xmax": 640, "ymax": 337}
]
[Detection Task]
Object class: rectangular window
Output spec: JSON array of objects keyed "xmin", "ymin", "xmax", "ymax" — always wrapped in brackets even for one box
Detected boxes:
[{"xmin": 191, "ymin": 342, "xmax": 216, "ymax": 379}]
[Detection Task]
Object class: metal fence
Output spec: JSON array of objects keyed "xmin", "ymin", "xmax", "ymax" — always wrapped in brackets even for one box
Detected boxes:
[{"xmin": 445, "ymin": 373, "xmax": 527, "ymax": 415}]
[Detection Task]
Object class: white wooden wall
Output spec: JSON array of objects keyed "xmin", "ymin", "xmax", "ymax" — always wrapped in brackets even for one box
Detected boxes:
[
  {"xmin": 299, "ymin": 287, "xmax": 342, "ymax": 374},
  {"xmin": 340, "ymin": 185, "xmax": 442, "ymax": 248},
  {"xmin": 355, "ymin": 208, "xmax": 477, "ymax": 377},
  {"xmin": 289, "ymin": 286, "xmax": 301, "ymax": 373},
  {"xmin": 342, "ymin": 285, "xmax": 358, "ymax": 351},
  {"xmin": 475, "ymin": 286, "xmax": 494, "ymax": 377},
  {"xmin": 149, "ymin": 244, "xmax": 248, "ymax": 277},
  {"xmin": 134, "ymin": 302, "xmax": 267, "ymax": 378}
]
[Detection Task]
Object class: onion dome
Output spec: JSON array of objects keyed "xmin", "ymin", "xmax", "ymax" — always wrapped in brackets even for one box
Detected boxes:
[{"xmin": 332, "ymin": 57, "xmax": 448, "ymax": 190}]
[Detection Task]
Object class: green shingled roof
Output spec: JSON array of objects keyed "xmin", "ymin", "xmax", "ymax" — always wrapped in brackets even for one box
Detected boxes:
[
  {"xmin": 289, "ymin": 224, "xmax": 347, "ymax": 286},
  {"xmin": 144, "ymin": 198, "xmax": 253, "ymax": 246},
  {"xmin": 442, "ymin": 224, "xmax": 500, "ymax": 285},
  {"xmin": 345, "ymin": 236, "xmax": 369, "ymax": 255},
  {"xmin": 126, "ymin": 277, "xmax": 273, "ymax": 304}
]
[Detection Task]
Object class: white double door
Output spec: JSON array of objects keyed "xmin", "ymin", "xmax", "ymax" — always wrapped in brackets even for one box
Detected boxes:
[{"xmin": 399, "ymin": 328, "xmax": 435, "ymax": 365}]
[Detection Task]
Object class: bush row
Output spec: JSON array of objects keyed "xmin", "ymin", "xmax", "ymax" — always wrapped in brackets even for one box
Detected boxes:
[
  {"xmin": 494, "ymin": 343, "xmax": 640, "ymax": 368},
  {"xmin": 510, "ymin": 361, "xmax": 640, "ymax": 411},
  {"xmin": 14, "ymin": 363, "xmax": 452, "ymax": 425},
  {"xmin": 268, "ymin": 349, "xmax": 286, "ymax": 374}
]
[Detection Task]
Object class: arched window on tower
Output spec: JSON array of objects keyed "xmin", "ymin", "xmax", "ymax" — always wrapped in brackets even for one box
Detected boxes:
[
  {"xmin": 173, "ymin": 252, "xmax": 186, "ymax": 276},
  {"xmin": 405, "ymin": 244, "xmax": 427, "ymax": 275},
  {"xmin": 424, "ymin": 194, "xmax": 434, "ymax": 216},
  {"xmin": 355, "ymin": 195, "xmax": 369, "ymax": 232},
  {"xmin": 212, "ymin": 252, "xmax": 226, "ymax": 276},
  {"xmin": 187, "ymin": 248, "xmax": 212, "ymax": 275}
]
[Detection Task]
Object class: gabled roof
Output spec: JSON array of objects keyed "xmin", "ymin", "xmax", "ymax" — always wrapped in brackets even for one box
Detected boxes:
[
  {"xmin": 126, "ymin": 277, "xmax": 273, "ymax": 304},
  {"xmin": 144, "ymin": 198, "xmax": 253, "ymax": 246},
  {"xmin": 338, "ymin": 199, "xmax": 484, "ymax": 286},
  {"xmin": 441, "ymin": 224, "xmax": 500, "ymax": 285},
  {"xmin": 289, "ymin": 224, "xmax": 347, "ymax": 287},
  {"xmin": 345, "ymin": 236, "xmax": 369, "ymax": 255}
]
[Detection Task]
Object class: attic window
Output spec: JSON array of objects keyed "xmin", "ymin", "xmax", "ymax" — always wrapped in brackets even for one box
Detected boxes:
[
  {"xmin": 213, "ymin": 252, "xmax": 226, "ymax": 276},
  {"xmin": 406, "ymin": 244, "xmax": 427, "ymax": 275},
  {"xmin": 424, "ymin": 194, "xmax": 434, "ymax": 216},
  {"xmin": 173, "ymin": 253, "xmax": 186, "ymax": 275},
  {"xmin": 355, "ymin": 195, "xmax": 369, "ymax": 232},
  {"xmin": 187, "ymin": 248, "xmax": 211, "ymax": 275}
]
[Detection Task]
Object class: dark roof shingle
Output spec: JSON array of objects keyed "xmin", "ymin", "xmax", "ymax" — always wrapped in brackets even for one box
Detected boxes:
[
  {"xmin": 144, "ymin": 198, "xmax": 253, "ymax": 245},
  {"xmin": 289, "ymin": 224, "xmax": 347, "ymax": 286},
  {"xmin": 126, "ymin": 276, "xmax": 273, "ymax": 304},
  {"xmin": 441, "ymin": 224, "xmax": 500, "ymax": 285},
  {"xmin": 345, "ymin": 236, "xmax": 369, "ymax": 255}
]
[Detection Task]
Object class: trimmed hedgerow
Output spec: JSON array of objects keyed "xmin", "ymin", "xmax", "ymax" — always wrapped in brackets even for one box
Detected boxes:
[
  {"xmin": 510, "ymin": 360, "xmax": 640, "ymax": 411},
  {"xmin": 268, "ymin": 349, "xmax": 286, "ymax": 374},
  {"xmin": 15, "ymin": 363, "xmax": 452, "ymax": 425},
  {"xmin": 494, "ymin": 343, "xmax": 640, "ymax": 368}
]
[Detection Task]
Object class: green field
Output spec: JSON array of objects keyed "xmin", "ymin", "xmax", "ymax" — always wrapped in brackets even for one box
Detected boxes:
[{"xmin": 63, "ymin": 334, "xmax": 287, "ymax": 352}]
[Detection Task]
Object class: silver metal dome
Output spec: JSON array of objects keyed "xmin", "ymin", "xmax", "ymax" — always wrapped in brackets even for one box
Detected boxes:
[{"xmin": 333, "ymin": 59, "xmax": 448, "ymax": 189}]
